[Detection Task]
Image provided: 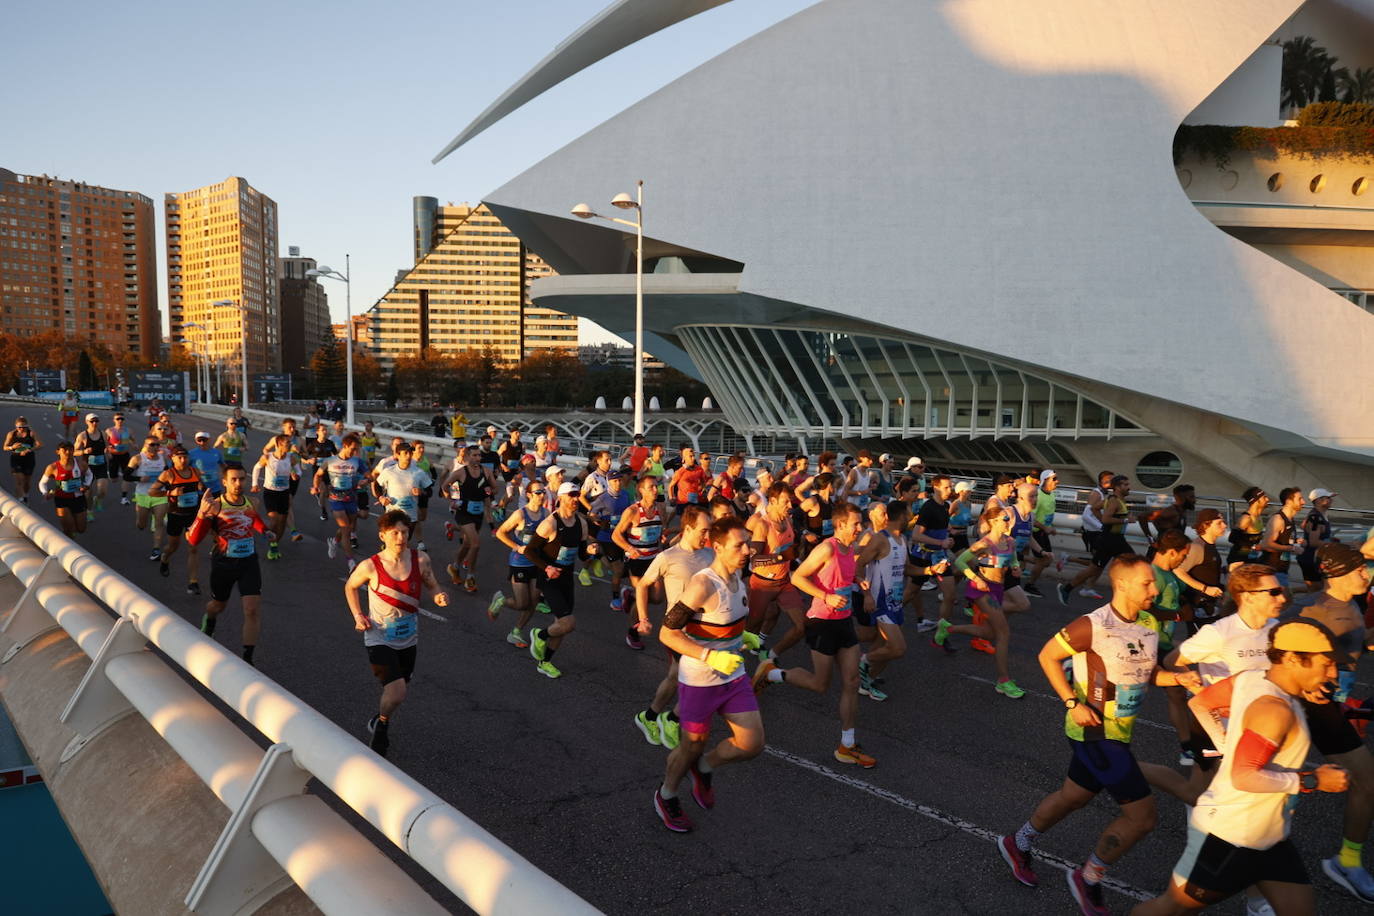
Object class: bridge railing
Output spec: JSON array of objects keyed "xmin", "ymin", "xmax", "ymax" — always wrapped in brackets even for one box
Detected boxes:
[{"xmin": 0, "ymin": 486, "xmax": 600, "ymax": 916}]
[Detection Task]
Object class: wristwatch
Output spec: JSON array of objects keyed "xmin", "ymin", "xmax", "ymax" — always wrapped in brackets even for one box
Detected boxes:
[
  {"xmin": 1063, "ymin": 697, "xmax": 1079, "ymax": 710},
  {"xmin": 1300, "ymin": 771, "xmax": 1319, "ymax": 793}
]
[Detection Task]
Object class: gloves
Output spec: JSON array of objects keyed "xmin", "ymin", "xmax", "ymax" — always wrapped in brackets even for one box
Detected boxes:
[
  {"xmin": 704, "ymin": 650, "xmax": 744, "ymax": 676},
  {"xmin": 741, "ymin": 631, "xmax": 763, "ymax": 651}
]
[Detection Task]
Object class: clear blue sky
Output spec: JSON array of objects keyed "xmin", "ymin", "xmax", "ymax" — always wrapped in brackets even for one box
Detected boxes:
[{"xmin": 0, "ymin": 0, "xmax": 815, "ymax": 345}]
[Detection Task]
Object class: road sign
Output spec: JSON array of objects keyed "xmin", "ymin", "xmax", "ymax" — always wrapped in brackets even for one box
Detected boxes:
[
  {"xmin": 18, "ymin": 370, "xmax": 66, "ymax": 396},
  {"xmin": 129, "ymin": 371, "xmax": 190, "ymax": 412},
  {"xmin": 253, "ymin": 374, "xmax": 292, "ymax": 403}
]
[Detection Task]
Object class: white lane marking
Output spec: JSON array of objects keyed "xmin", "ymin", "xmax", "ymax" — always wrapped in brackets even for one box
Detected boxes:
[
  {"xmin": 764, "ymin": 745, "xmax": 1152, "ymax": 902},
  {"xmin": 960, "ymin": 674, "xmax": 1173, "ymax": 731}
]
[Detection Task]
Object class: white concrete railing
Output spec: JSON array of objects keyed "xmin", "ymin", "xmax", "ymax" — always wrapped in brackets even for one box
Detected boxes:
[{"xmin": 0, "ymin": 486, "xmax": 601, "ymax": 916}]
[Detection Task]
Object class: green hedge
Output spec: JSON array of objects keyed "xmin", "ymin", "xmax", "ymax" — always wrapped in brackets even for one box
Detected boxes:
[
  {"xmin": 1174, "ymin": 124, "xmax": 1374, "ymax": 169},
  {"xmin": 1297, "ymin": 101, "xmax": 1374, "ymax": 128}
]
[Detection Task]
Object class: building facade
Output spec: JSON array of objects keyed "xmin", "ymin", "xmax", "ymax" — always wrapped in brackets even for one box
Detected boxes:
[
  {"xmin": 166, "ymin": 177, "xmax": 281, "ymax": 380},
  {"xmin": 366, "ymin": 200, "xmax": 577, "ymax": 368},
  {"xmin": 0, "ymin": 168, "xmax": 160, "ymax": 356},
  {"xmin": 439, "ymin": 0, "xmax": 1374, "ymax": 504},
  {"xmin": 279, "ymin": 249, "xmax": 332, "ymax": 377}
]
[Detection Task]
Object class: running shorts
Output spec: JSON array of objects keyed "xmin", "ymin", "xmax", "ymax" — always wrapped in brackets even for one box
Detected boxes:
[
  {"xmin": 262, "ymin": 489, "xmax": 291, "ymax": 515},
  {"xmin": 135, "ymin": 492, "xmax": 167, "ymax": 509},
  {"xmin": 509, "ymin": 565, "xmax": 538, "ymax": 584},
  {"xmin": 540, "ymin": 567, "xmax": 575, "ymax": 617},
  {"xmin": 109, "ymin": 454, "xmax": 130, "ymax": 480},
  {"xmin": 677, "ymin": 678, "xmax": 758, "ymax": 736},
  {"xmin": 329, "ymin": 497, "xmax": 358, "ymax": 516},
  {"xmin": 209, "ymin": 555, "xmax": 263, "ymax": 602},
  {"xmin": 1092, "ymin": 533, "xmax": 1133, "ymax": 569},
  {"xmin": 965, "ymin": 580, "xmax": 1006, "ymax": 604},
  {"xmin": 746, "ymin": 579, "xmax": 802, "ymax": 627},
  {"xmin": 599, "ymin": 540, "xmax": 625, "ymax": 563},
  {"xmin": 54, "ymin": 494, "xmax": 87, "ymax": 515},
  {"xmin": 1066, "ymin": 738, "xmax": 1151, "ymax": 804},
  {"xmin": 1081, "ymin": 529, "xmax": 1100, "ymax": 555},
  {"xmin": 1171, "ymin": 828, "xmax": 1308, "ymax": 905},
  {"xmin": 1301, "ymin": 695, "xmax": 1363, "ymax": 756},
  {"xmin": 85, "ymin": 459, "xmax": 113, "ymax": 480},
  {"xmin": 454, "ymin": 510, "xmax": 484, "ymax": 530},
  {"xmin": 367, "ymin": 644, "xmax": 417, "ymax": 686},
  {"xmin": 9, "ymin": 454, "xmax": 35, "ymax": 475},
  {"xmin": 626, "ymin": 556, "xmax": 658, "ymax": 579},
  {"xmin": 1033, "ymin": 530, "xmax": 1052, "ymax": 552},
  {"xmin": 166, "ymin": 512, "xmax": 195, "ymax": 538},
  {"xmin": 803, "ymin": 616, "xmax": 859, "ymax": 656}
]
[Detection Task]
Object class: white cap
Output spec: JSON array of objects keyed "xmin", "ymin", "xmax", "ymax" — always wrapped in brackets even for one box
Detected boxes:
[
  {"xmin": 556, "ymin": 481, "xmax": 578, "ymax": 498},
  {"xmin": 543, "ymin": 464, "xmax": 564, "ymax": 480},
  {"xmin": 85, "ymin": 413, "xmax": 99, "ymax": 421},
  {"xmin": 1309, "ymin": 487, "xmax": 1336, "ymax": 501},
  {"xmin": 194, "ymin": 431, "xmax": 210, "ymax": 440},
  {"xmin": 954, "ymin": 481, "xmax": 975, "ymax": 493},
  {"xmin": 906, "ymin": 457, "xmax": 924, "ymax": 469},
  {"xmin": 486, "ymin": 425, "xmax": 497, "ymax": 434},
  {"xmin": 878, "ymin": 453, "xmax": 892, "ymax": 463},
  {"xmin": 1040, "ymin": 469, "xmax": 1057, "ymax": 484},
  {"xmin": 535, "ymin": 434, "xmax": 547, "ymax": 444}
]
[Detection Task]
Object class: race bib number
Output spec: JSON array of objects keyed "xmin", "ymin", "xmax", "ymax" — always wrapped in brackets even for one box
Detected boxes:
[
  {"xmin": 177, "ymin": 491, "xmax": 200, "ymax": 509},
  {"xmin": 821, "ymin": 518, "xmax": 834, "ymax": 537},
  {"xmin": 89, "ymin": 454, "xmax": 105, "ymax": 466},
  {"xmin": 226, "ymin": 537, "xmax": 255, "ymax": 558},
  {"xmin": 1337, "ymin": 669, "xmax": 1357, "ymax": 704},
  {"xmin": 59, "ymin": 478, "xmax": 81, "ymax": 493},
  {"xmin": 384, "ymin": 615, "xmax": 417, "ymax": 641},
  {"xmin": 833, "ymin": 584, "xmax": 853, "ymax": 613},
  {"xmin": 396, "ymin": 495, "xmax": 417, "ymax": 512},
  {"xmin": 633, "ymin": 523, "xmax": 662, "ymax": 546},
  {"xmin": 271, "ymin": 475, "xmax": 288, "ymax": 489},
  {"xmin": 226, "ymin": 447, "xmax": 242, "ymax": 459},
  {"xmin": 556, "ymin": 546, "xmax": 578, "ymax": 565},
  {"xmin": 887, "ymin": 580, "xmax": 906, "ymax": 608},
  {"xmin": 1113, "ymin": 683, "xmax": 1144, "ymax": 719},
  {"xmin": 686, "ymin": 492, "xmax": 698, "ymax": 504},
  {"xmin": 465, "ymin": 499, "xmax": 484, "ymax": 516}
]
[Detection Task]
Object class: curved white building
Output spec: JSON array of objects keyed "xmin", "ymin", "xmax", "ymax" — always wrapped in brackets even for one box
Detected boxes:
[{"xmin": 438, "ymin": 0, "xmax": 1374, "ymax": 500}]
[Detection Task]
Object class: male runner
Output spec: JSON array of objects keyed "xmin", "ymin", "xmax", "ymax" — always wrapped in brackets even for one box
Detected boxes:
[
  {"xmin": 314, "ymin": 433, "xmax": 369, "ymax": 571},
  {"xmin": 1257, "ymin": 487, "xmax": 1305, "ymax": 591},
  {"xmin": 264, "ymin": 417, "xmax": 306, "ymax": 543},
  {"xmin": 590, "ymin": 470, "xmax": 632, "ymax": 625},
  {"xmin": 440, "ymin": 446, "xmax": 494, "ymax": 592},
  {"xmin": 492, "ymin": 479, "xmax": 552, "ymax": 648},
  {"xmin": 746, "ymin": 481, "xmax": 804, "ymax": 662},
  {"xmin": 633, "ymin": 505, "xmax": 713, "ymax": 749},
  {"xmin": 855, "ymin": 499, "xmax": 909, "ymax": 701},
  {"xmin": 127, "ymin": 435, "xmax": 169, "ymax": 560},
  {"xmin": 1061, "ymin": 474, "xmax": 1134, "ymax": 604},
  {"xmin": 343, "ymin": 509, "xmax": 449, "ymax": 757},
  {"xmin": 250, "ymin": 434, "xmax": 299, "ymax": 561},
  {"xmin": 187, "ymin": 465, "xmax": 270, "ymax": 665},
  {"xmin": 1023, "ymin": 469, "xmax": 1063, "ymax": 594},
  {"xmin": 652, "ymin": 516, "xmax": 763, "ymax": 832},
  {"xmin": 57, "ymin": 389, "xmax": 81, "ymax": 437},
  {"xmin": 149, "ymin": 445, "xmax": 204, "ymax": 591},
  {"xmin": 908, "ymin": 475, "xmax": 957, "ymax": 632},
  {"xmin": 614, "ymin": 474, "xmax": 670, "ymax": 652},
  {"xmin": 999, "ymin": 555, "xmax": 1197, "ymax": 916},
  {"xmin": 302, "ymin": 422, "xmax": 337, "ymax": 520},
  {"xmin": 214, "ymin": 416, "xmax": 248, "ymax": 468},
  {"xmin": 373, "ymin": 441, "xmax": 432, "ymax": 531},
  {"xmin": 38, "ymin": 441, "xmax": 92, "ymax": 536},
  {"xmin": 579, "ymin": 449, "xmax": 613, "ymax": 514},
  {"xmin": 4, "ymin": 416, "xmax": 41, "ymax": 504},
  {"xmin": 104, "ymin": 412, "xmax": 133, "ymax": 504},
  {"xmin": 668, "ymin": 445, "xmax": 707, "ymax": 515},
  {"xmin": 1131, "ymin": 620, "xmax": 1350, "ymax": 915},
  {"xmin": 523, "ymin": 481, "xmax": 600, "ymax": 678},
  {"xmin": 71, "ymin": 413, "xmax": 109, "ymax": 518},
  {"xmin": 187, "ymin": 431, "xmax": 225, "ymax": 499},
  {"xmin": 754, "ymin": 502, "xmax": 877, "ymax": 768},
  {"xmin": 1173, "ymin": 508, "xmax": 1228, "ymax": 634}
]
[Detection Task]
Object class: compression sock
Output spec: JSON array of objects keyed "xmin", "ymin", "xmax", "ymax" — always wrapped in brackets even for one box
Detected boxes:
[
  {"xmin": 841, "ymin": 728, "xmax": 856, "ymax": 747},
  {"xmin": 1082, "ymin": 853, "xmax": 1108, "ymax": 885},
  {"xmin": 241, "ymin": 645, "xmax": 255, "ymax": 664},
  {"xmin": 1341, "ymin": 838, "xmax": 1364, "ymax": 869},
  {"xmin": 1014, "ymin": 821, "xmax": 1041, "ymax": 852}
]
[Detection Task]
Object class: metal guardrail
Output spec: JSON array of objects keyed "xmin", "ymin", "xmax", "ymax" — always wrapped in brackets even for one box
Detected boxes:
[{"xmin": 0, "ymin": 486, "xmax": 600, "ymax": 916}]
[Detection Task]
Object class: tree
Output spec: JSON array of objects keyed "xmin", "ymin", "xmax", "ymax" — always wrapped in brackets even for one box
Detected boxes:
[
  {"xmin": 1340, "ymin": 67, "xmax": 1374, "ymax": 104},
  {"xmin": 77, "ymin": 350, "xmax": 97, "ymax": 390},
  {"xmin": 350, "ymin": 347, "xmax": 382, "ymax": 400},
  {"xmin": 1282, "ymin": 36, "xmax": 1342, "ymax": 113},
  {"xmin": 384, "ymin": 367, "xmax": 400, "ymax": 408},
  {"xmin": 309, "ymin": 339, "xmax": 346, "ymax": 398}
]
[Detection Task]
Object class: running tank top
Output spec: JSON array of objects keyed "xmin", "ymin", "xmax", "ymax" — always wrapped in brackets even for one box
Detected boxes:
[
  {"xmin": 1191, "ymin": 670, "xmax": 1309, "ymax": 849},
  {"xmin": 49, "ymin": 459, "xmax": 85, "ymax": 495},
  {"xmin": 1010, "ymin": 504, "xmax": 1035, "ymax": 552},
  {"xmin": 807, "ymin": 537, "xmax": 856, "ymax": 620},
  {"xmin": 135, "ymin": 452, "xmax": 166, "ymax": 494},
  {"xmin": 1081, "ymin": 487, "xmax": 1106, "ymax": 533},
  {"xmin": 1261, "ymin": 512, "xmax": 1298, "ymax": 571},
  {"xmin": 873, "ymin": 530, "xmax": 907, "ymax": 617},
  {"xmin": 807, "ymin": 496, "xmax": 835, "ymax": 539},
  {"xmin": 107, "ymin": 427, "xmax": 130, "ymax": 454},
  {"xmin": 454, "ymin": 467, "xmax": 489, "ymax": 517},
  {"xmin": 365, "ymin": 549, "xmax": 421, "ymax": 649},
  {"xmin": 221, "ymin": 432, "xmax": 245, "ymax": 462},
  {"xmin": 1191, "ymin": 539, "xmax": 1223, "ymax": 588},
  {"xmin": 678, "ymin": 567, "xmax": 750, "ymax": 688},
  {"xmin": 977, "ymin": 536, "xmax": 1017, "ymax": 572},
  {"xmin": 259, "ymin": 454, "xmax": 294, "ymax": 491},
  {"xmin": 81, "ymin": 430, "xmax": 106, "ymax": 466},
  {"xmin": 625, "ymin": 503, "xmax": 665, "ymax": 557},
  {"xmin": 10, "ymin": 430, "xmax": 34, "ymax": 455},
  {"xmin": 750, "ymin": 514, "xmax": 795, "ymax": 583},
  {"xmin": 851, "ymin": 467, "xmax": 873, "ymax": 504},
  {"xmin": 509, "ymin": 507, "xmax": 548, "ymax": 567},
  {"xmin": 550, "ymin": 511, "xmax": 583, "ymax": 567},
  {"xmin": 163, "ymin": 467, "xmax": 204, "ymax": 513}
]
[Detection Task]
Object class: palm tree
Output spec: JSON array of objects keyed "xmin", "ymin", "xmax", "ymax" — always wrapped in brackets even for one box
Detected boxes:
[
  {"xmin": 1281, "ymin": 36, "xmax": 1339, "ymax": 113},
  {"xmin": 1340, "ymin": 67, "xmax": 1374, "ymax": 104}
]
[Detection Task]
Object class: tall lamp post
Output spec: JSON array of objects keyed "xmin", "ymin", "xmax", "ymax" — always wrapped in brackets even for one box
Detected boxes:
[
  {"xmin": 572, "ymin": 181, "xmax": 644, "ymax": 435},
  {"xmin": 212, "ymin": 299, "xmax": 248, "ymax": 408},
  {"xmin": 307, "ymin": 255, "xmax": 354, "ymax": 425},
  {"xmin": 183, "ymin": 321, "xmax": 209, "ymax": 402}
]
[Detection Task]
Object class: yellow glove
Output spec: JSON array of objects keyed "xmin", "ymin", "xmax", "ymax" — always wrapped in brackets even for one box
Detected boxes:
[
  {"xmin": 704, "ymin": 650, "xmax": 744, "ymax": 676},
  {"xmin": 740, "ymin": 631, "xmax": 763, "ymax": 651}
]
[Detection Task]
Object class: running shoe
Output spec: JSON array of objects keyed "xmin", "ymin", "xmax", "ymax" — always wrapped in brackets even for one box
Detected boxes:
[
  {"xmin": 634, "ymin": 710, "xmax": 662, "ymax": 746},
  {"xmin": 319, "ymin": 507, "xmax": 328, "ymax": 521},
  {"xmin": 921, "ymin": 579, "xmax": 937, "ymax": 591},
  {"xmin": 535, "ymin": 660, "xmax": 562, "ymax": 679},
  {"xmin": 620, "ymin": 586, "xmax": 633, "ymax": 612},
  {"xmin": 933, "ymin": 618, "xmax": 952, "ymax": 647},
  {"xmin": 1056, "ymin": 582, "xmax": 1072, "ymax": 605},
  {"xmin": 833, "ymin": 743, "xmax": 877, "ymax": 768},
  {"xmin": 446, "ymin": 564, "xmax": 462, "ymax": 585},
  {"xmin": 505, "ymin": 628, "xmax": 528, "ymax": 648},
  {"xmin": 1055, "ymin": 555, "xmax": 1066, "ymax": 572},
  {"xmin": 199, "ymin": 613, "xmax": 216, "ymax": 636},
  {"xmin": 1323, "ymin": 858, "xmax": 1374, "ymax": 903},
  {"xmin": 577, "ymin": 567, "xmax": 593, "ymax": 587},
  {"xmin": 121, "ymin": 496, "xmax": 130, "ymax": 506},
  {"xmin": 445, "ymin": 521, "xmax": 455, "ymax": 540},
  {"xmin": 996, "ymin": 679, "xmax": 1026, "ymax": 699},
  {"xmin": 658, "ymin": 713, "xmax": 681, "ymax": 750},
  {"xmin": 590, "ymin": 558, "xmax": 606, "ymax": 578},
  {"xmin": 267, "ymin": 542, "xmax": 281, "ymax": 561},
  {"xmin": 653, "ymin": 789, "xmax": 692, "ymax": 833},
  {"xmin": 971, "ymin": 638, "xmax": 996, "ymax": 655},
  {"xmin": 346, "ymin": 557, "xmax": 357, "ymax": 573},
  {"xmin": 186, "ymin": 581, "xmax": 200, "ymax": 596},
  {"xmin": 859, "ymin": 681, "xmax": 888, "ymax": 702},
  {"xmin": 858, "ymin": 658, "xmax": 871, "ymax": 681},
  {"xmin": 1080, "ymin": 587, "xmax": 1105, "ymax": 599},
  {"xmin": 536, "ymin": 600, "xmax": 552, "ymax": 615},
  {"xmin": 159, "ymin": 561, "xmax": 169, "ymax": 578},
  {"xmin": 997, "ymin": 835, "xmax": 1039, "ymax": 887},
  {"xmin": 464, "ymin": 575, "xmax": 477, "ymax": 594},
  {"xmin": 367, "ymin": 716, "xmax": 389, "ymax": 757},
  {"xmin": 1244, "ymin": 895, "xmax": 1276, "ymax": 916},
  {"xmin": 1178, "ymin": 749, "xmax": 1196, "ymax": 767},
  {"xmin": 148, "ymin": 548, "xmax": 162, "ymax": 561},
  {"xmin": 689, "ymin": 762, "xmax": 715, "ymax": 809},
  {"xmin": 752, "ymin": 659, "xmax": 777, "ymax": 695},
  {"xmin": 87, "ymin": 511, "xmax": 95, "ymax": 524},
  {"xmin": 529, "ymin": 628, "xmax": 548, "ymax": 661},
  {"xmin": 1023, "ymin": 583, "xmax": 1043, "ymax": 597},
  {"xmin": 349, "ymin": 533, "xmax": 358, "ymax": 550},
  {"xmin": 290, "ymin": 529, "xmax": 303, "ymax": 542},
  {"xmin": 487, "ymin": 591, "xmax": 506, "ymax": 620},
  {"xmin": 914, "ymin": 618, "xmax": 937, "ymax": 633},
  {"xmin": 328, "ymin": 537, "xmax": 338, "ymax": 559},
  {"xmin": 1065, "ymin": 867, "xmax": 1109, "ymax": 916},
  {"xmin": 610, "ymin": 596, "xmax": 624, "ymax": 612},
  {"xmin": 625, "ymin": 630, "xmax": 644, "ymax": 650}
]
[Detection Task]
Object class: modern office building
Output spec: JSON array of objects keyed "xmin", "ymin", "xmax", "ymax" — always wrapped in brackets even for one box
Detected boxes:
[
  {"xmin": 366, "ymin": 200, "xmax": 578, "ymax": 368},
  {"xmin": 436, "ymin": 0, "xmax": 1374, "ymax": 503},
  {"xmin": 166, "ymin": 177, "xmax": 281, "ymax": 379},
  {"xmin": 0, "ymin": 168, "xmax": 160, "ymax": 356},
  {"xmin": 278, "ymin": 247, "xmax": 332, "ymax": 376}
]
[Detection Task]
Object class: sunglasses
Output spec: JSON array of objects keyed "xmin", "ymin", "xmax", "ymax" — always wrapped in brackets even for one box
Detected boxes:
[
  {"xmin": 529, "ymin": 489, "xmax": 546, "ymax": 495},
  {"xmin": 1244, "ymin": 587, "xmax": 1285, "ymax": 597}
]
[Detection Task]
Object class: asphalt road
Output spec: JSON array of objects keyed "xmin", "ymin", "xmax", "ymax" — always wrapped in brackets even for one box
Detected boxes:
[{"xmin": 5, "ymin": 403, "xmax": 1370, "ymax": 915}]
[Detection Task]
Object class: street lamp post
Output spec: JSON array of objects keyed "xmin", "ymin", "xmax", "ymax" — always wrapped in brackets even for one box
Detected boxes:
[
  {"xmin": 184, "ymin": 321, "xmax": 209, "ymax": 402},
  {"xmin": 307, "ymin": 255, "xmax": 354, "ymax": 425},
  {"xmin": 572, "ymin": 181, "xmax": 644, "ymax": 435},
  {"xmin": 212, "ymin": 299, "xmax": 248, "ymax": 408}
]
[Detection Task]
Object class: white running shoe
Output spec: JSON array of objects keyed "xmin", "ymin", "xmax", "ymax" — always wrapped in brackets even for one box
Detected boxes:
[
  {"xmin": 1080, "ymin": 588, "xmax": 1105, "ymax": 599},
  {"xmin": 327, "ymin": 537, "xmax": 338, "ymax": 559},
  {"xmin": 914, "ymin": 619, "xmax": 938, "ymax": 633}
]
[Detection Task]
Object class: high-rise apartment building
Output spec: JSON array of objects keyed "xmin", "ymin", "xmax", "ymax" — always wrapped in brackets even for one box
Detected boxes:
[
  {"xmin": 279, "ymin": 247, "xmax": 332, "ymax": 375},
  {"xmin": 166, "ymin": 177, "xmax": 280, "ymax": 378},
  {"xmin": 0, "ymin": 168, "xmax": 160, "ymax": 356},
  {"xmin": 368, "ymin": 200, "xmax": 578, "ymax": 368}
]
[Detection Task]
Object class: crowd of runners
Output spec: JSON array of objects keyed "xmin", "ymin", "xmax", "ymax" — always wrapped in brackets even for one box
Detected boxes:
[{"xmin": 7, "ymin": 398, "xmax": 1374, "ymax": 915}]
